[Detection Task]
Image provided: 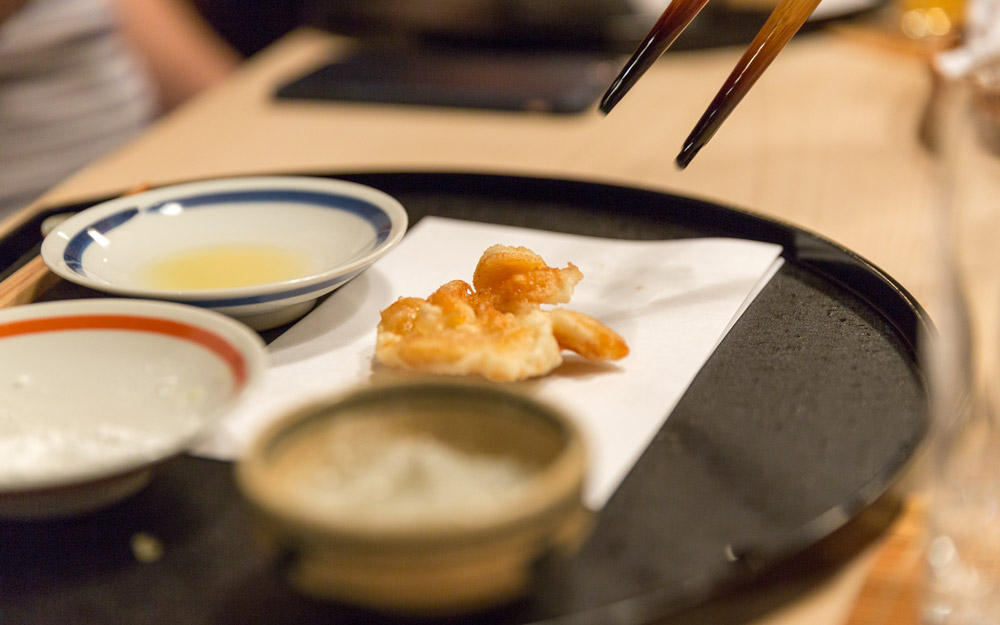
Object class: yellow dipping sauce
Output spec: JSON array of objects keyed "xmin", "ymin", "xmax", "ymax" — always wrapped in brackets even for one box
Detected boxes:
[{"xmin": 141, "ymin": 244, "xmax": 312, "ymax": 290}]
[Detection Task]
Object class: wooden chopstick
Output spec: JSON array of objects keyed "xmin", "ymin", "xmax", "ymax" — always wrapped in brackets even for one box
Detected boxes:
[
  {"xmin": 600, "ymin": 0, "xmax": 821, "ymax": 168},
  {"xmin": 599, "ymin": 0, "xmax": 712, "ymax": 113},
  {"xmin": 0, "ymin": 182, "xmax": 153, "ymax": 311},
  {"xmin": 675, "ymin": 0, "xmax": 822, "ymax": 168},
  {"xmin": 0, "ymin": 255, "xmax": 58, "ymax": 310}
]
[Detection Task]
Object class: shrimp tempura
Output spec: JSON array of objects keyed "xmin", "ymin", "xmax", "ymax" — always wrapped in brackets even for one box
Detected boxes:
[{"xmin": 375, "ymin": 245, "xmax": 629, "ymax": 382}]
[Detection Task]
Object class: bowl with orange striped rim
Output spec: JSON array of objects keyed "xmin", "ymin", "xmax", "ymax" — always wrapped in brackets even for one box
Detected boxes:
[{"xmin": 0, "ymin": 298, "xmax": 266, "ymax": 519}]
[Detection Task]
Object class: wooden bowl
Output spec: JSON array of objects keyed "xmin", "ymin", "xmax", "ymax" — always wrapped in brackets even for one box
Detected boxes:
[{"xmin": 235, "ymin": 379, "xmax": 590, "ymax": 615}]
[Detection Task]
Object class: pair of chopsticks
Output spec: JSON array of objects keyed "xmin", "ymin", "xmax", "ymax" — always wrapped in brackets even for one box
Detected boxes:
[{"xmin": 600, "ymin": 0, "xmax": 823, "ymax": 168}]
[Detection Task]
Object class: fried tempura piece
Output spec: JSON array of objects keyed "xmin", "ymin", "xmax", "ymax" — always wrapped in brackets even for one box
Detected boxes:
[
  {"xmin": 376, "ymin": 280, "xmax": 563, "ymax": 382},
  {"xmin": 473, "ymin": 245, "xmax": 582, "ymax": 313},
  {"xmin": 550, "ymin": 308, "xmax": 630, "ymax": 361},
  {"xmin": 375, "ymin": 245, "xmax": 629, "ymax": 382}
]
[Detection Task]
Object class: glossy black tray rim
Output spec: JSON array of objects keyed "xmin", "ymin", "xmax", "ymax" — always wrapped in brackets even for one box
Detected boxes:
[{"xmin": 0, "ymin": 171, "xmax": 930, "ymax": 625}]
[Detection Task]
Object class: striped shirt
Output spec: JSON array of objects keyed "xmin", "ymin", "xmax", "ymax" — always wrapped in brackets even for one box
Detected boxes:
[{"xmin": 0, "ymin": 0, "xmax": 157, "ymax": 218}]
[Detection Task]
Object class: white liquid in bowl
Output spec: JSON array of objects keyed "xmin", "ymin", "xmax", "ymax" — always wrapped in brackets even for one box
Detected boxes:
[{"xmin": 269, "ymin": 413, "xmax": 547, "ymax": 524}]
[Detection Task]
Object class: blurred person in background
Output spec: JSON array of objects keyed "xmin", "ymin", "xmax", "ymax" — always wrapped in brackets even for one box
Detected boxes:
[{"xmin": 0, "ymin": 0, "xmax": 242, "ymax": 219}]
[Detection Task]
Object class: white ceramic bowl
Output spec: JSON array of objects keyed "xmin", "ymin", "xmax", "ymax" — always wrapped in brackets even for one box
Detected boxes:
[
  {"xmin": 41, "ymin": 176, "xmax": 408, "ymax": 330},
  {"xmin": 236, "ymin": 380, "xmax": 590, "ymax": 615},
  {"xmin": 0, "ymin": 299, "xmax": 266, "ymax": 519}
]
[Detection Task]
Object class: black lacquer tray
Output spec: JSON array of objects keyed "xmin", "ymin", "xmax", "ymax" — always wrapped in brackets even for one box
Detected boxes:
[{"xmin": 0, "ymin": 173, "xmax": 928, "ymax": 625}]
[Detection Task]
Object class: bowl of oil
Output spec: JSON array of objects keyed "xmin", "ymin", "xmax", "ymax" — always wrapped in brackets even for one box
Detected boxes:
[
  {"xmin": 41, "ymin": 176, "xmax": 408, "ymax": 330},
  {"xmin": 235, "ymin": 379, "xmax": 590, "ymax": 615}
]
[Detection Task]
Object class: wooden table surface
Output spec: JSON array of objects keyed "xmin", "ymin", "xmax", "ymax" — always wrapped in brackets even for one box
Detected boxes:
[
  {"xmin": 0, "ymin": 20, "xmax": 939, "ymax": 625},
  {"xmin": 5, "ymin": 23, "xmax": 940, "ymax": 310}
]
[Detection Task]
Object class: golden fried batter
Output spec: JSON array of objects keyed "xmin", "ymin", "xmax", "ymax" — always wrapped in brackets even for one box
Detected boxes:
[
  {"xmin": 473, "ymin": 244, "xmax": 582, "ymax": 313},
  {"xmin": 375, "ymin": 245, "xmax": 629, "ymax": 382},
  {"xmin": 549, "ymin": 308, "xmax": 630, "ymax": 361}
]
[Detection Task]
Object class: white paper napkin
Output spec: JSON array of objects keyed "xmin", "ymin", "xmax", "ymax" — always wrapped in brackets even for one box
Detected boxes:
[{"xmin": 193, "ymin": 217, "xmax": 783, "ymax": 510}]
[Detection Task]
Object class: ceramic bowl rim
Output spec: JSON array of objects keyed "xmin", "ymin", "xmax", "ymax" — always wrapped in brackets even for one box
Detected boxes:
[
  {"xmin": 39, "ymin": 175, "xmax": 409, "ymax": 304},
  {"xmin": 0, "ymin": 298, "xmax": 267, "ymax": 493}
]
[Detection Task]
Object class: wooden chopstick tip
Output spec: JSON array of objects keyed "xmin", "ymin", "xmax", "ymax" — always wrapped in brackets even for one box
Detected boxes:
[
  {"xmin": 598, "ymin": 76, "xmax": 630, "ymax": 115},
  {"xmin": 675, "ymin": 141, "xmax": 700, "ymax": 169}
]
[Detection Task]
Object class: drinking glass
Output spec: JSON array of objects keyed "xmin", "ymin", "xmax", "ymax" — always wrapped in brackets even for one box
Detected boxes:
[{"xmin": 922, "ymin": 58, "xmax": 1000, "ymax": 625}]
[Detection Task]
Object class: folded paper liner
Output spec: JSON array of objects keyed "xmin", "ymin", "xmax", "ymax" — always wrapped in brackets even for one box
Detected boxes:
[{"xmin": 193, "ymin": 217, "xmax": 784, "ymax": 510}]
